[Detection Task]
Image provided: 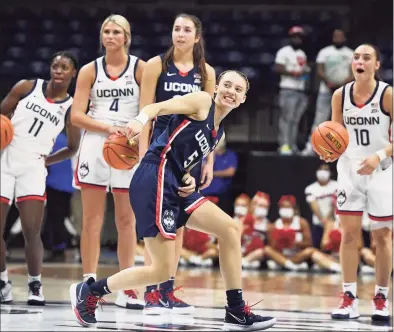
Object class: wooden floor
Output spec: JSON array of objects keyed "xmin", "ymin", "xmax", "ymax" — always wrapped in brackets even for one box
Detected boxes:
[{"xmin": 1, "ymin": 263, "xmax": 393, "ymax": 331}]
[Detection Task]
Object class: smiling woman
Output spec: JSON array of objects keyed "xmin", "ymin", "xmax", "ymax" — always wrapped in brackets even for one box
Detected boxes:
[{"xmin": 69, "ymin": 14, "xmax": 146, "ymax": 310}]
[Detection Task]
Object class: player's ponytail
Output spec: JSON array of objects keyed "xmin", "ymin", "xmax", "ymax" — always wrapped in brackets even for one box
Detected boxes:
[{"xmin": 163, "ymin": 13, "xmax": 207, "ymax": 89}]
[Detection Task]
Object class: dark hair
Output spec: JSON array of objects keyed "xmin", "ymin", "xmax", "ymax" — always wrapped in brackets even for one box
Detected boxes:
[
  {"xmin": 359, "ymin": 43, "xmax": 381, "ymax": 81},
  {"xmin": 162, "ymin": 13, "xmax": 207, "ymax": 89},
  {"xmin": 49, "ymin": 51, "xmax": 79, "ymax": 70},
  {"xmin": 217, "ymin": 70, "xmax": 250, "ymax": 93}
]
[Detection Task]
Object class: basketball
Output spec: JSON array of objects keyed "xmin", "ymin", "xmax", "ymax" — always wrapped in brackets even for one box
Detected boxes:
[
  {"xmin": 312, "ymin": 121, "xmax": 349, "ymax": 159},
  {"xmin": 103, "ymin": 134, "xmax": 139, "ymax": 170},
  {"xmin": 0, "ymin": 115, "xmax": 14, "ymax": 150}
]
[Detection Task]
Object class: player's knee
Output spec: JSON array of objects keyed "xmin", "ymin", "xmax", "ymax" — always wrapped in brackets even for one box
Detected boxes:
[
  {"xmin": 82, "ymin": 215, "xmax": 103, "ymax": 234},
  {"xmin": 341, "ymin": 229, "xmax": 359, "ymax": 245},
  {"xmin": 372, "ymin": 228, "xmax": 392, "ymax": 247},
  {"xmin": 115, "ymin": 213, "xmax": 134, "ymax": 231}
]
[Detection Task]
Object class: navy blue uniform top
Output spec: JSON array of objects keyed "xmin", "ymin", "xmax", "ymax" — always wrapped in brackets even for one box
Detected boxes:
[
  {"xmin": 145, "ymin": 102, "xmax": 224, "ymax": 180},
  {"xmin": 151, "ymin": 56, "xmax": 202, "ymax": 142}
]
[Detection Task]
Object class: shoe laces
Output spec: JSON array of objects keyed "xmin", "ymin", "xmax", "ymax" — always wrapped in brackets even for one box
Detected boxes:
[
  {"xmin": 243, "ymin": 299, "xmax": 263, "ymax": 316},
  {"xmin": 373, "ymin": 293, "xmax": 387, "ymax": 310},
  {"xmin": 29, "ymin": 281, "xmax": 41, "ymax": 296},
  {"xmin": 145, "ymin": 289, "xmax": 162, "ymax": 304},
  {"xmin": 337, "ymin": 292, "xmax": 354, "ymax": 309},
  {"xmin": 167, "ymin": 286, "xmax": 185, "ymax": 304},
  {"xmin": 86, "ymin": 294, "xmax": 106, "ymax": 315},
  {"xmin": 125, "ymin": 289, "xmax": 139, "ymax": 299}
]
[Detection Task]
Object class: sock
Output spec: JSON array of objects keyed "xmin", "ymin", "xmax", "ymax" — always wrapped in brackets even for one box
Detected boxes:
[
  {"xmin": 89, "ymin": 278, "xmax": 111, "ymax": 296},
  {"xmin": 83, "ymin": 273, "xmax": 97, "ymax": 282},
  {"xmin": 146, "ymin": 285, "xmax": 157, "ymax": 293},
  {"xmin": 28, "ymin": 274, "xmax": 41, "ymax": 283},
  {"xmin": 0, "ymin": 270, "xmax": 8, "ymax": 283},
  {"xmin": 226, "ymin": 289, "xmax": 244, "ymax": 309},
  {"xmin": 284, "ymin": 260, "xmax": 297, "ymax": 271},
  {"xmin": 159, "ymin": 277, "xmax": 174, "ymax": 291},
  {"xmin": 343, "ymin": 282, "xmax": 357, "ymax": 296},
  {"xmin": 329, "ymin": 262, "xmax": 341, "ymax": 272},
  {"xmin": 375, "ymin": 285, "xmax": 389, "ymax": 297}
]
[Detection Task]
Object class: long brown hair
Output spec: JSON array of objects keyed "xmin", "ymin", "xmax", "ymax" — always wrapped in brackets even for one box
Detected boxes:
[{"xmin": 162, "ymin": 13, "xmax": 207, "ymax": 89}]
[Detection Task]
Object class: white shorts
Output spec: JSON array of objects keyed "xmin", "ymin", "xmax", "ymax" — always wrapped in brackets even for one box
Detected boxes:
[
  {"xmin": 336, "ymin": 156, "xmax": 393, "ymax": 227},
  {"xmin": 0, "ymin": 146, "xmax": 47, "ymax": 205},
  {"xmin": 74, "ymin": 132, "xmax": 136, "ymax": 193}
]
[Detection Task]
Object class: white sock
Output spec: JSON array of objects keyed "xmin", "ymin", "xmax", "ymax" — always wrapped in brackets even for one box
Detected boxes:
[
  {"xmin": 83, "ymin": 273, "xmax": 97, "ymax": 282},
  {"xmin": 0, "ymin": 270, "xmax": 8, "ymax": 283},
  {"xmin": 284, "ymin": 260, "xmax": 297, "ymax": 270},
  {"xmin": 329, "ymin": 262, "xmax": 341, "ymax": 272},
  {"xmin": 375, "ymin": 285, "xmax": 389, "ymax": 297},
  {"xmin": 28, "ymin": 274, "xmax": 41, "ymax": 283},
  {"xmin": 343, "ymin": 282, "xmax": 357, "ymax": 296}
]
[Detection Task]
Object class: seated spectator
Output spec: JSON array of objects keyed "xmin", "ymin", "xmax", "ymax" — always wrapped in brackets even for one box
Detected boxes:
[
  {"xmin": 233, "ymin": 193, "xmax": 251, "ymax": 222},
  {"xmin": 304, "ymin": 163, "xmax": 337, "ymax": 248},
  {"xmin": 201, "ymin": 136, "xmax": 238, "ymax": 216},
  {"xmin": 269, "ymin": 195, "xmax": 341, "ymax": 272}
]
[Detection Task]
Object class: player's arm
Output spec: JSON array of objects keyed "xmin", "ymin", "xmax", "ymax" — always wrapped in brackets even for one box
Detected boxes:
[
  {"xmin": 45, "ymin": 110, "xmax": 81, "ymax": 166},
  {"xmin": 138, "ymin": 56, "xmax": 162, "ymax": 160},
  {"xmin": 70, "ymin": 63, "xmax": 120, "ymax": 134},
  {"xmin": 382, "ymin": 86, "xmax": 393, "ymax": 157},
  {"xmin": 294, "ymin": 218, "xmax": 313, "ymax": 249},
  {"xmin": 0, "ymin": 80, "xmax": 36, "ymax": 116},
  {"xmin": 331, "ymin": 88, "xmax": 344, "ymax": 125}
]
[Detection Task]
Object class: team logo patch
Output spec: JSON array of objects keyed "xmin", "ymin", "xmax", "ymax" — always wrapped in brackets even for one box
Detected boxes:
[
  {"xmin": 336, "ymin": 190, "xmax": 347, "ymax": 207},
  {"xmin": 162, "ymin": 209, "xmax": 175, "ymax": 232},
  {"xmin": 79, "ymin": 161, "xmax": 89, "ymax": 179}
]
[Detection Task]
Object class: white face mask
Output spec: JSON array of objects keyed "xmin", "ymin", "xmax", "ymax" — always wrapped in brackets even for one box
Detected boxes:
[
  {"xmin": 254, "ymin": 207, "xmax": 268, "ymax": 218},
  {"xmin": 279, "ymin": 208, "xmax": 294, "ymax": 219},
  {"xmin": 234, "ymin": 205, "xmax": 248, "ymax": 216},
  {"xmin": 316, "ymin": 170, "xmax": 330, "ymax": 182}
]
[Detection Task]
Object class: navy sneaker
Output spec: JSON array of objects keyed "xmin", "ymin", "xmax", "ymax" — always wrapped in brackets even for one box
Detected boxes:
[
  {"xmin": 222, "ymin": 303, "xmax": 276, "ymax": 331},
  {"xmin": 166, "ymin": 286, "xmax": 195, "ymax": 314},
  {"xmin": 69, "ymin": 277, "xmax": 105, "ymax": 327},
  {"xmin": 143, "ymin": 288, "xmax": 171, "ymax": 315}
]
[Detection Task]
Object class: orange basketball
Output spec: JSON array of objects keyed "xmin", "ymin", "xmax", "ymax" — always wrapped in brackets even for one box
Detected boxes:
[
  {"xmin": 312, "ymin": 121, "xmax": 349, "ymax": 159},
  {"xmin": 103, "ymin": 134, "xmax": 139, "ymax": 170},
  {"xmin": 0, "ymin": 115, "xmax": 14, "ymax": 150}
]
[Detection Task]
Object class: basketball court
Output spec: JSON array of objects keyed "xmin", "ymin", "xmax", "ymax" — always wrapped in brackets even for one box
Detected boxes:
[{"xmin": 1, "ymin": 262, "xmax": 392, "ymax": 331}]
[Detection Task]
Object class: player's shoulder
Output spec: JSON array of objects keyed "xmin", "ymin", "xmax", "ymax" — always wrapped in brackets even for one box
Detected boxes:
[
  {"xmin": 144, "ymin": 55, "xmax": 163, "ymax": 73},
  {"xmin": 205, "ymin": 62, "xmax": 215, "ymax": 74}
]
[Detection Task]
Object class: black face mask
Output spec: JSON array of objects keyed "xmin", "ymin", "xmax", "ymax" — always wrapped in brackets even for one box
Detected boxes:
[
  {"xmin": 290, "ymin": 41, "xmax": 302, "ymax": 50},
  {"xmin": 333, "ymin": 42, "xmax": 346, "ymax": 49}
]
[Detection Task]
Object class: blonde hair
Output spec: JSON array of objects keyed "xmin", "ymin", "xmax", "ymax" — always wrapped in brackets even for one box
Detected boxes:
[{"xmin": 100, "ymin": 14, "xmax": 131, "ymax": 53}]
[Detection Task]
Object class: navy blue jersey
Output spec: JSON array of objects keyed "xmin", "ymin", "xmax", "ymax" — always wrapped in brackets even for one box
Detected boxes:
[
  {"xmin": 146, "ymin": 102, "xmax": 224, "ymax": 179},
  {"xmin": 151, "ymin": 56, "xmax": 202, "ymax": 141}
]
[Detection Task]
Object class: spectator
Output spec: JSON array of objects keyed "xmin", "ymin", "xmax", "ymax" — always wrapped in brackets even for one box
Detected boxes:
[
  {"xmin": 302, "ymin": 29, "xmax": 353, "ymax": 155},
  {"xmin": 233, "ymin": 193, "xmax": 251, "ymax": 222},
  {"xmin": 201, "ymin": 136, "xmax": 238, "ymax": 215},
  {"xmin": 275, "ymin": 26, "xmax": 309, "ymax": 155},
  {"xmin": 304, "ymin": 164, "xmax": 338, "ymax": 248}
]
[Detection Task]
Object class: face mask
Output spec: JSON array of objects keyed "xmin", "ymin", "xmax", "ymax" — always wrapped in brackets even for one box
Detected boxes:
[
  {"xmin": 234, "ymin": 205, "xmax": 248, "ymax": 216},
  {"xmin": 333, "ymin": 42, "xmax": 345, "ymax": 49},
  {"xmin": 254, "ymin": 207, "xmax": 268, "ymax": 218},
  {"xmin": 279, "ymin": 208, "xmax": 294, "ymax": 219},
  {"xmin": 316, "ymin": 170, "xmax": 330, "ymax": 182}
]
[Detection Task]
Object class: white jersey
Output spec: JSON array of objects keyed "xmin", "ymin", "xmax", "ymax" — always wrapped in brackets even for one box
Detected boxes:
[
  {"xmin": 341, "ymin": 81, "xmax": 391, "ymax": 159},
  {"xmin": 305, "ymin": 180, "xmax": 337, "ymax": 226},
  {"xmin": 9, "ymin": 79, "xmax": 72, "ymax": 157},
  {"xmin": 89, "ymin": 55, "xmax": 140, "ymax": 126}
]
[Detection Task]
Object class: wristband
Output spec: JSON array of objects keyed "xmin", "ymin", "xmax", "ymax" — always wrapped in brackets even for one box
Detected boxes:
[
  {"xmin": 376, "ymin": 149, "xmax": 387, "ymax": 162},
  {"xmin": 134, "ymin": 112, "xmax": 149, "ymax": 126}
]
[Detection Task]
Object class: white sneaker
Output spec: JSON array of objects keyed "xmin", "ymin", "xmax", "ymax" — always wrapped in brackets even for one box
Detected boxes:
[
  {"xmin": 331, "ymin": 291, "xmax": 359, "ymax": 319},
  {"xmin": 372, "ymin": 293, "xmax": 390, "ymax": 322},
  {"xmin": 0, "ymin": 280, "xmax": 12, "ymax": 303},
  {"xmin": 301, "ymin": 142, "xmax": 315, "ymax": 156},
  {"xmin": 27, "ymin": 281, "xmax": 45, "ymax": 306},
  {"xmin": 115, "ymin": 290, "xmax": 144, "ymax": 310}
]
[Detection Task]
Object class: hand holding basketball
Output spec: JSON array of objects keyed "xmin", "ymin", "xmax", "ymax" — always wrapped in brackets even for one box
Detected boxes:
[
  {"xmin": 125, "ymin": 119, "xmax": 143, "ymax": 141},
  {"xmin": 103, "ymin": 134, "xmax": 139, "ymax": 170},
  {"xmin": 311, "ymin": 121, "xmax": 349, "ymax": 161}
]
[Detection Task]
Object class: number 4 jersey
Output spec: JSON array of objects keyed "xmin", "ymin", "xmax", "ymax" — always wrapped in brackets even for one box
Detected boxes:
[
  {"xmin": 9, "ymin": 79, "xmax": 73, "ymax": 157},
  {"xmin": 88, "ymin": 55, "xmax": 140, "ymax": 126},
  {"xmin": 341, "ymin": 80, "xmax": 391, "ymax": 159}
]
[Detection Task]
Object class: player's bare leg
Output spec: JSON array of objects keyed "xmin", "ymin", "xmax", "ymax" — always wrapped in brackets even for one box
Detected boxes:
[{"xmin": 0, "ymin": 202, "xmax": 12, "ymax": 303}]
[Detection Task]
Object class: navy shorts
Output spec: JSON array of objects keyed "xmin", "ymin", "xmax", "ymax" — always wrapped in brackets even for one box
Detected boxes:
[{"xmin": 130, "ymin": 159, "xmax": 208, "ymax": 240}]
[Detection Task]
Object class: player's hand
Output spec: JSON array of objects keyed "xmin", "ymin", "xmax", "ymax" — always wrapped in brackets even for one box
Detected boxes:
[
  {"xmin": 178, "ymin": 173, "xmax": 196, "ymax": 197},
  {"xmin": 319, "ymin": 155, "xmax": 338, "ymax": 163},
  {"xmin": 199, "ymin": 162, "xmax": 214, "ymax": 190},
  {"xmin": 125, "ymin": 120, "xmax": 143, "ymax": 141},
  {"xmin": 107, "ymin": 126, "xmax": 126, "ymax": 136},
  {"xmin": 357, "ymin": 154, "xmax": 380, "ymax": 175}
]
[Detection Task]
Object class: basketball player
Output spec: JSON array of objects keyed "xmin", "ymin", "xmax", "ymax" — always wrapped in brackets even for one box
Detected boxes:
[
  {"xmin": 0, "ymin": 51, "xmax": 80, "ymax": 305},
  {"xmin": 138, "ymin": 13, "xmax": 216, "ymax": 314},
  {"xmin": 70, "ymin": 70, "xmax": 277, "ymax": 331},
  {"xmin": 70, "ymin": 15, "xmax": 145, "ymax": 309},
  {"xmin": 322, "ymin": 44, "xmax": 392, "ymax": 321}
]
